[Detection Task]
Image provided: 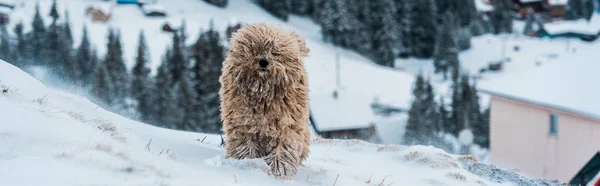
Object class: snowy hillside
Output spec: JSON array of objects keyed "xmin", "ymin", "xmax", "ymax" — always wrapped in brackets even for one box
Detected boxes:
[
  {"xmin": 6, "ymin": 0, "xmax": 414, "ymax": 144},
  {"xmin": 0, "ymin": 60, "xmax": 562, "ymax": 186}
]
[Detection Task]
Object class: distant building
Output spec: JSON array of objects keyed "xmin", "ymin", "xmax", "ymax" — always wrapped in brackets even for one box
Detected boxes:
[
  {"xmin": 538, "ymin": 13, "xmax": 600, "ymax": 41},
  {"xmin": 480, "ymin": 59, "xmax": 600, "ymax": 183},
  {"xmin": 85, "ymin": 4, "xmax": 112, "ymax": 22},
  {"xmin": 0, "ymin": 0, "xmax": 13, "ymax": 24},
  {"xmin": 116, "ymin": 0, "xmax": 139, "ymax": 4},
  {"xmin": 140, "ymin": 4, "xmax": 166, "ymax": 17},
  {"xmin": 309, "ymin": 91, "xmax": 379, "ymax": 143}
]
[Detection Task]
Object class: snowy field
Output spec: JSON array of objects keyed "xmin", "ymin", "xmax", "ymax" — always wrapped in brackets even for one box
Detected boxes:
[{"xmin": 0, "ymin": 60, "xmax": 562, "ymax": 186}]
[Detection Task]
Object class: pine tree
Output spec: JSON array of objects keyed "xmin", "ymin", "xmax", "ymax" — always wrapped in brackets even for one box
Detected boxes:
[
  {"xmin": 63, "ymin": 10, "xmax": 74, "ymax": 47},
  {"xmin": 176, "ymin": 69, "xmax": 198, "ymax": 131},
  {"xmin": 456, "ymin": 0, "xmax": 478, "ymax": 28},
  {"xmin": 104, "ymin": 28, "xmax": 129, "ymax": 108},
  {"xmin": 475, "ymin": 107, "xmax": 490, "ymax": 148},
  {"xmin": 456, "ymin": 27, "xmax": 472, "ymax": 50},
  {"xmin": 92, "ymin": 64, "xmax": 113, "ymax": 106},
  {"xmin": 403, "ymin": 74, "xmax": 440, "ymax": 145},
  {"xmin": 202, "ymin": 0, "xmax": 228, "ymax": 8},
  {"xmin": 491, "ymin": 0, "xmax": 513, "ymax": 34},
  {"xmin": 448, "ymin": 75, "xmax": 464, "ymax": 136},
  {"xmin": 45, "ymin": 17, "xmax": 75, "ymax": 82},
  {"xmin": 256, "ymin": 0, "xmax": 291, "ymax": 21},
  {"xmin": 438, "ymin": 97, "xmax": 449, "ymax": 133},
  {"xmin": 132, "ymin": 31, "xmax": 153, "ymax": 122},
  {"xmin": 192, "ymin": 24, "xmax": 225, "ymax": 134},
  {"xmin": 152, "ymin": 54, "xmax": 180, "ymax": 128},
  {"xmin": 523, "ymin": 13, "xmax": 535, "ymax": 35},
  {"xmin": 367, "ymin": 0, "xmax": 398, "ymax": 67},
  {"xmin": 395, "ymin": 0, "xmax": 412, "ymax": 57},
  {"xmin": 13, "ymin": 21, "xmax": 26, "ymax": 66},
  {"xmin": 433, "ymin": 13, "xmax": 459, "ymax": 80},
  {"xmin": 77, "ymin": 25, "xmax": 96, "ymax": 86},
  {"xmin": 318, "ymin": 0, "xmax": 360, "ymax": 48},
  {"xmin": 31, "ymin": 2, "xmax": 46, "ymax": 64},
  {"xmin": 167, "ymin": 31, "xmax": 187, "ymax": 87},
  {"xmin": 291, "ymin": 0, "xmax": 313, "ymax": 15},
  {"xmin": 225, "ymin": 22, "xmax": 242, "ymax": 42},
  {"xmin": 49, "ymin": 0, "xmax": 60, "ymax": 22},
  {"xmin": 407, "ymin": 0, "xmax": 438, "ymax": 58},
  {"xmin": 0, "ymin": 25, "xmax": 11, "ymax": 62}
]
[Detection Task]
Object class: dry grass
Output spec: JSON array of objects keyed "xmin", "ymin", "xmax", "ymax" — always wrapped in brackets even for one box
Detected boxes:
[
  {"xmin": 95, "ymin": 144, "xmax": 113, "ymax": 153},
  {"xmin": 476, "ymin": 180, "xmax": 488, "ymax": 186},
  {"xmin": 445, "ymin": 172, "xmax": 467, "ymax": 182},
  {"xmin": 376, "ymin": 144, "xmax": 404, "ymax": 152},
  {"xmin": 34, "ymin": 95, "xmax": 49, "ymax": 105},
  {"xmin": 404, "ymin": 151, "xmax": 423, "ymax": 161},
  {"xmin": 457, "ymin": 155, "xmax": 479, "ymax": 164}
]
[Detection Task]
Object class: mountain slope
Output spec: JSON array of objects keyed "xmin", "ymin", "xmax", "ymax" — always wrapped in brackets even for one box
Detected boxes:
[{"xmin": 0, "ymin": 61, "xmax": 561, "ymax": 186}]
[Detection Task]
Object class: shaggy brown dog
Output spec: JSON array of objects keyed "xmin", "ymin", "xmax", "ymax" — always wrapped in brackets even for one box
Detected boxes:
[{"xmin": 218, "ymin": 23, "xmax": 311, "ymax": 179}]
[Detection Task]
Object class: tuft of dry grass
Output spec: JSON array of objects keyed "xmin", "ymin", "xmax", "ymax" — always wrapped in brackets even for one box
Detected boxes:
[
  {"xmin": 457, "ymin": 155, "xmax": 478, "ymax": 164},
  {"xmin": 95, "ymin": 144, "xmax": 113, "ymax": 153},
  {"xmin": 445, "ymin": 172, "xmax": 467, "ymax": 181},
  {"xmin": 476, "ymin": 180, "xmax": 488, "ymax": 186},
  {"xmin": 376, "ymin": 144, "xmax": 404, "ymax": 152},
  {"xmin": 404, "ymin": 151, "xmax": 422, "ymax": 161}
]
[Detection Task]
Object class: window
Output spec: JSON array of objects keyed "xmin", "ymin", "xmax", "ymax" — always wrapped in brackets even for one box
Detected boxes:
[{"xmin": 549, "ymin": 114, "xmax": 558, "ymax": 136}]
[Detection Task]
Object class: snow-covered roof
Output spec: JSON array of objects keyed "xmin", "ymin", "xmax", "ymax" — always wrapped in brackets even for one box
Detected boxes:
[
  {"xmin": 543, "ymin": 14, "xmax": 600, "ymax": 36},
  {"xmin": 547, "ymin": 0, "xmax": 568, "ymax": 5},
  {"xmin": 87, "ymin": 3, "xmax": 113, "ymax": 14},
  {"xmin": 0, "ymin": 6, "xmax": 11, "ymax": 14},
  {"xmin": 479, "ymin": 56, "xmax": 600, "ymax": 120},
  {"xmin": 141, "ymin": 4, "xmax": 166, "ymax": 15},
  {"xmin": 310, "ymin": 91, "xmax": 376, "ymax": 132},
  {"xmin": 475, "ymin": 0, "xmax": 494, "ymax": 12}
]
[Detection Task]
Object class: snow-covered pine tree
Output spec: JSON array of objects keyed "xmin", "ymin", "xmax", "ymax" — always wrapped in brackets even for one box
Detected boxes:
[
  {"xmin": 367, "ymin": 0, "xmax": 398, "ymax": 67},
  {"xmin": 423, "ymin": 78, "xmax": 440, "ymax": 134},
  {"xmin": 448, "ymin": 74, "xmax": 464, "ymax": 136},
  {"xmin": 469, "ymin": 82, "xmax": 488, "ymax": 148},
  {"xmin": 255, "ymin": 0, "xmax": 291, "ymax": 21},
  {"xmin": 225, "ymin": 22, "xmax": 242, "ymax": 42},
  {"xmin": 76, "ymin": 25, "xmax": 96, "ymax": 86},
  {"xmin": 319, "ymin": 0, "xmax": 360, "ymax": 49},
  {"xmin": 31, "ymin": 2, "xmax": 46, "ymax": 64},
  {"xmin": 104, "ymin": 28, "xmax": 130, "ymax": 108},
  {"xmin": 131, "ymin": 31, "xmax": 153, "ymax": 123},
  {"xmin": 151, "ymin": 53, "xmax": 180, "ymax": 129},
  {"xmin": 456, "ymin": 0, "xmax": 478, "ymax": 28},
  {"xmin": 523, "ymin": 13, "xmax": 535, "ymax": 35},
  {"xmin": 491, "ymin": 0, "xmax": 513, "ymax": 34},
  {"xmin": 0, "ymin": 25, "xmax": 11, "ymax": 62},
  {"xmin": 407, "ymin": 0, "xmax": 438, "ymax": 58},
  {"xmin": 202, "ymin": 0, "xmax": 228, "ymax": 8},
  {"xmin": 192, "ymin": 24, "xmax": 225, "ymax": 134},
  {"xmin": 433, "ymin": 12, "xmax": 459, "ymax": 80},
  {"xmin": 404, "ymin": 73, "xmax": 428, "ymax": 145},
  {"xmin": 167, "ymin": 31, "xmax": 187, "ymax": 88},
  {"xmin": 13, "ymin": 22, "xmax": 26, "ymax": 66},
  {"xmin": 470, "ymin": 14, "xmax": 488, "ymax": 37}
]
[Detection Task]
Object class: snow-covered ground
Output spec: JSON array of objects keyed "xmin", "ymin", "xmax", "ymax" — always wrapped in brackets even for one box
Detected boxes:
[
  {"xmin": 6, "ymin": 0, "xmax": 415, "ymax": 145},
  {"xmin": 0, "ymin": 60, "xmax": 562, "ymax": 186}
]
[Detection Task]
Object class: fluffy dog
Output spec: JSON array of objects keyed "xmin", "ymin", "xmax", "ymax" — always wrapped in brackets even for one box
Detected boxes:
[{"xmin": 218, "ymin": 23, "xmax": 311, "ymax": 179}]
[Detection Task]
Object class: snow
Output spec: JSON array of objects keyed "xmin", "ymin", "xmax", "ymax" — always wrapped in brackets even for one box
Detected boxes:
[
  {"xmin": 6, "ymin": 0, "xmax": 416, "ymax": 136},
  {"xmin": 310, "ymin": 90, "xmax": 376, "ymax": 132},
  {"xmin": 0, "ymin": 5, "xmax": 11, "ymax": 14},
  {"xmin": 547, "ymin": 0, "xmax": 568, "ymax": 6},
  {"xmin": 475, "ymin": 0, "xmax": 494, "ymax": 12},
  {"xmin": 479, "ymin": 53, "xmax": 600, "ymax": 120},
  {"xmin": 543, "ymin": 14, "xmax": 600, "ymax": 36},
  {"xmin": 0, "ymin": 60, "xmax": 562, "ymax": 186},
  {"xmin": 458, "ymin": 129, "xmax": 474, "ymax": 146}
]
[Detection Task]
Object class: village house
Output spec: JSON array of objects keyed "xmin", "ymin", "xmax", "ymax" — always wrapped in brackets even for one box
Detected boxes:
[
  {"xmin": 538, "ymin": 13, "xmax": 600, "ymax": 41},
  {"xmin": 0, "ymin": 0, "xmax": 14, "ymax": 25},
  {"xmin": 85, "ymin": 4, "xmax": 112, "ymax": 23},
  {"xmin": 309, "ymin": 91, "xmax": 379, "ymax": 143},
  {"xmin": 479, "ymin": 58, "xmax": 600, "ymax": 184}
]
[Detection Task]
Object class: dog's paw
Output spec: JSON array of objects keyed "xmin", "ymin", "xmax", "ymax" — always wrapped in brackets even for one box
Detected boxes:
[{"xmin": 266, "ymin": 156, "xmax": 297, "ymax": 179}]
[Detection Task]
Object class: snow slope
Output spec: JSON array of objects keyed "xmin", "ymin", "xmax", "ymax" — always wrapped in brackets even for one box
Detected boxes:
[
  {"xmin": 6, "ymin": 0, "xmax": 415, "ymax": 145},
  {"xmin": 0, "ymin": 60, "xmax": 562, "ymax": 186}
]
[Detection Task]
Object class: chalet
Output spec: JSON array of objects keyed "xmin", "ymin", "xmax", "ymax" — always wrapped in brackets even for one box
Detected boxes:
[
  {"xmin": 515, "ymin": 0, "xmax": 545, "ymax": 18},
  {"xmin": 545, "ymin": 0, "xmax": 568, "ymax": 21},
  {"xmin": 0, "ymin": 0, "xmax": 13, "ymax": 24},
  {"xmin": 140, "ymin": 4, "xmax": 166, "ymax": 17},
  {"xmin": 480, "ymin": 57, "xmax": 600, "ymax": 183},
  {"xmin": 85, "ymin": 4, "xmax": 112, "ymax": 23},
  {"xmin": 538, "ymin": 13, "xmax": 600, "ymax": 41},
  {"xmin": 309, "ymin": 92, "xmax": 379, "ymax": 143}
]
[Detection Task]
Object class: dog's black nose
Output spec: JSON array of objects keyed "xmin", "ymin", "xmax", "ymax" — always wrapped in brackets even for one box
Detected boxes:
[{"xmin": 259, "ymin": 58, "xmax": 269, "ymax": 68}]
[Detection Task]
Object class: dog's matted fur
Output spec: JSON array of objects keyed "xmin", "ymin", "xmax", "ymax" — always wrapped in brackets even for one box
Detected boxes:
[{"xmin": 218, "ymin": 23, "xmax": 311, "ymax": 179}]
